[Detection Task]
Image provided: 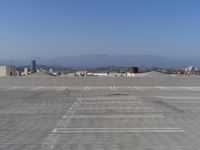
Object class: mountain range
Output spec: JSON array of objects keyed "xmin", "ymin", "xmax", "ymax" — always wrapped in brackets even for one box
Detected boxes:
[{"xmin": 0, "ymin": 55, "xmax": 198, "ymax": 68}]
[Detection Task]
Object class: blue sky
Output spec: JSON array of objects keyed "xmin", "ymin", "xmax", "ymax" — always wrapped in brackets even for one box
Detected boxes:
[{"xmin": 0, "ymin": 0, "xmax": 200, "ymax": 59}]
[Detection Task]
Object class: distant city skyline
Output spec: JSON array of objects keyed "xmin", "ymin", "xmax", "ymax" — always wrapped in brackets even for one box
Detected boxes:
[{"xmin": 0, "ymin": 0, "xmax": 200, "ymax": 59}]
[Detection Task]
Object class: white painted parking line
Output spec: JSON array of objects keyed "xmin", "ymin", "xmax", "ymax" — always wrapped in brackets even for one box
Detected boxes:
[
  {"xmin": 56, "ymin": 87, "xmax": 67, "ymax": 92},
  {"xmin": 62, "ymin": 115, "xmax": 67, "ymax": 119},
  {"xmin": 176, "ymin": 107, "xmax": 200, "ymax": 110},
  {"xmin": 113, "ymin": 86, "xmax": 117, "ymax": 90},
  {"xmin": 135, "ymin": 86, "xmax": 142, "ymax": 90},
  {"xmin": 74, "ymin": 107, "xmax": 151, "ymax": 110},
  {"xmin": 162, "ymin": 100, "xmax": 200, "ymax": 103},
  {"xmin": 69, "ymin": 114, "xmax": 165, "ymax": 119},
  {"xmin": 53, "ymin": 128, "xmax": 184, "ymax": 133},
  {"xmin": 79, "ymin": 97, "xmax": 138, "ymax": 100},
  {"xmin": 41, "ymin": 97, "xmax": 80, "ymax": 149},
  {"xmin": 31, "ymin": 86, "xmax": 44, "ymax": 91},
  {"xmin": 158, "ymin": 96, "xmax": 200, "ymax": 99},
  {"xmin": 179, "ymin": 87, "xmax": 200, "ymax": 91},
  {"xmin": 84, "ymin": 86, "xmax": 91, "ymax": 90},
  {"xmin": 79, "ymin": 101, "xmax": 143, "ymax": 104},
  {"xmin": 110, "ymin": 86, "xmax": 117, "ymax": 90},
  {"xmin": 155, "ymin": 86, "xmax": 172, "ymax": 91},
  {"xmin": 118, "ymin": 86, "xmax": 200, "ymax": 91},
  {"xmin": 3, "ymin": 86, "xmax": 20, "ymax": 91}
]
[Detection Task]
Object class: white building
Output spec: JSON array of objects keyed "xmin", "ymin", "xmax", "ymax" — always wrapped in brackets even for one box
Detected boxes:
[
  {"xmin": 0, "ymin": 66, "xmax": 16, "ymax": 77},
  {"xmin": 21, "ymin": 68, "xmax": 29, "ymax": 76}
]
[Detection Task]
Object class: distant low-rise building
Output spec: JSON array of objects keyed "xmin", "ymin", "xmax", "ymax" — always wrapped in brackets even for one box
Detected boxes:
[{"xmin": 0, "ymin": 66, "xmax": 16, "ymax": 77}]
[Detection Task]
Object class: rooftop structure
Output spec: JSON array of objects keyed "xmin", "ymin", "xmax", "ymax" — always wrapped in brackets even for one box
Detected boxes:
[{"xmin": 128, "ymin": 67, "xmax": 138, "ymax": 73}]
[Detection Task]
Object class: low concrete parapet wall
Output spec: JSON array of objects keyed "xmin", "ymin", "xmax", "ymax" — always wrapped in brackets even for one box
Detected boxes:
[{"xmin": 0, "ymin": 76, "xmax": 200, "ymax": 87}]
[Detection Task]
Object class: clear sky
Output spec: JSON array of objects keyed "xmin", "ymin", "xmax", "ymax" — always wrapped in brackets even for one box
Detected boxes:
[{"xmin": 0, "ymin": 0, "xmax": 200, "ymax": 59}]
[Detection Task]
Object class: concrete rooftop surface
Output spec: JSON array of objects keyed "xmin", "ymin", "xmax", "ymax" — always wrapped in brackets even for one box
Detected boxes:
[{"xmin": 0, "ymin": 76, "xmax": 200, "ymax": 150}]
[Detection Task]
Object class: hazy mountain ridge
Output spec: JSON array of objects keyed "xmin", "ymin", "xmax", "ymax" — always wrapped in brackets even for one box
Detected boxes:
[{"xmin": 0, "ymin": 55, "xmax": 197, "ymax": 68}]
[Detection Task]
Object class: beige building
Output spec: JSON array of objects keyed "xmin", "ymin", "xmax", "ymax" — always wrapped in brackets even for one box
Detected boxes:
[{"xmin": 0, "ymin": 66, "xmax": 16, "ymax": 77}]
